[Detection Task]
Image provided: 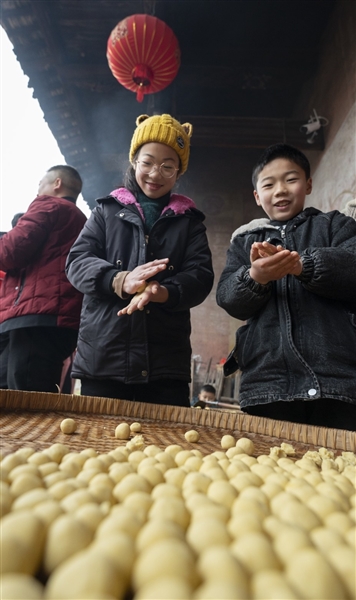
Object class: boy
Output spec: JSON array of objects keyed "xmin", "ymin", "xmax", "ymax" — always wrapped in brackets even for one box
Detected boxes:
[
  {"xmin": 216, "ymin": 144, "xmax": 356, "ymax": 430},
  {"xmin": 192, "ymin": 384, "xmax": 217, "ymax": 407},
  {"xmin": 198, "ymin": 384, "xmax": 217, "ymax": 404}
]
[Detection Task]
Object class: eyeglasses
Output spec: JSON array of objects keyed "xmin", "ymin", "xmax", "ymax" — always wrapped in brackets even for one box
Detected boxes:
[{"xmin": 135, "ymin": 160, "xmax": 179, "ymax": 179}]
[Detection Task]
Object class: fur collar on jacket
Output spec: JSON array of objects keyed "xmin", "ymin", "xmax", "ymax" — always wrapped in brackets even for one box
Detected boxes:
[
  {"xmin": 109, "ymin": 187, "xmax": 197, "ymax": 221},
  {"xmin": 230, "ymin": 207, "xmax": 322, "ymax": 242},
  {"xmin": 341, "ymin": 198, "xmax": 356, "ymax": 220},
  {"xmin": 230, "ymin": 218, "xmax": 276, "ymax": 241}
]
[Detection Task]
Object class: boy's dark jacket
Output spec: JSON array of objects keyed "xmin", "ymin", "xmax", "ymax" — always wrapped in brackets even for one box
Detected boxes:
[
  {"xmin": 216, "ymin": 208, "xmax": 356, "ymax": 408},
  {"xmin": 66, "ymin": 188, "xmax": 214, "ymax": 383}
]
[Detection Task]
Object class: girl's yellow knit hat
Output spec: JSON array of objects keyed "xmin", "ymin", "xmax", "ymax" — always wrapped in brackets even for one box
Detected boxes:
[{"xmin": 129, "ymin": 114, "xmax": 193, "ymax": 174}]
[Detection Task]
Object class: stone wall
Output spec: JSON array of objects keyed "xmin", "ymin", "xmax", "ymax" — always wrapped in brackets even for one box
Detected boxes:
[
  {"xmin": 306, "ymin": 104, "xmax": 355, "ymax": 212},
  {"xmin": 295, "ymin": 0, "xmax": 356, "ymax": 211}
]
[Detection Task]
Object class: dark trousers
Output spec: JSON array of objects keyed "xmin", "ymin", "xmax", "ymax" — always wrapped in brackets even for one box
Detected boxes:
[
  {"xmin": 244, "ymin": 398, "xmax": 356, "ymax": 431},
  {"xmin": 0, "ymin": 332, "xmax": 10, "ymax": 388},
  {"xmin": 81, "ymin": 378, "xmax": 190, "ymax": 408},
  {"xmin": 6, "ymin": 327, "xmax": 78, "ymax": 393}
]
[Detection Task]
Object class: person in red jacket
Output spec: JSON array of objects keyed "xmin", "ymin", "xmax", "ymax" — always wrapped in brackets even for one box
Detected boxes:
[
  {"xmin": 0, "ymin": 165, "xmax": 87, "ymax": 392},
  {"xmin": 0, "ymin": 213, "xmax": 24, "ymax": 389}
]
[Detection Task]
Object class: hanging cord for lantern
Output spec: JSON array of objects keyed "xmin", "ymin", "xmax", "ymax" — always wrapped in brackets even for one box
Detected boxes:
[{"xmin": 143, "ymin": 0, "xmax": 156, "ymax": 15}]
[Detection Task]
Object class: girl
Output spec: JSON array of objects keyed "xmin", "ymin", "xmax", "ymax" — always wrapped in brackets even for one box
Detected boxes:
[{"xmin": 66, "ymin": 114, "xmax": 214, "ymax": 407}]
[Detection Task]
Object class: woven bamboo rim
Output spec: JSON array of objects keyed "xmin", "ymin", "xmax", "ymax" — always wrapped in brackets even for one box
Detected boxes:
[{"xmin": 1, "ymin": 389, "xmax": 355, "ymax": 458}]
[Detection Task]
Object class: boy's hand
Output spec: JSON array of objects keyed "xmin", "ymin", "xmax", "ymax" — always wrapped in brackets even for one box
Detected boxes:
[
  {"xmin": 118, "ymin": 281, "xmax": 169, "ymax": 316},
  {"xmin": 251, "ymin": 241, "xmax": 283, "ymax": 259},
  {"xmin": 122, "ymin": 258, "xmax": 169, "ymax": 295},
  {"xmin": 250, "ymin": 242, "xmax": 302, "ymax": 284}
]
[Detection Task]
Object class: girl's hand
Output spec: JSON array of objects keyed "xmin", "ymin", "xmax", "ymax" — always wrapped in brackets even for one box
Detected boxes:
[
  {"xmin": 122, "ymin": 258, "xmax": 169, "ymax": 295},
  {"xmin": 118, "ymin": 281, "xmax": 169, "ymax": 316}
]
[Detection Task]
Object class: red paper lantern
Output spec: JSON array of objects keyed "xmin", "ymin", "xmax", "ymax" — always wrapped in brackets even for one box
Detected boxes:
[{"xmin": 107, "ymin": 14, "xmax": 180, "ymax": 102}]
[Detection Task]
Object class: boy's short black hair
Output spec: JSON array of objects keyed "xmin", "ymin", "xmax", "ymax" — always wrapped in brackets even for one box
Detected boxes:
[
  {"xmin": 252, "ymin": 144, "xmax": 311, "ymax": 188},
  {"xmin": 200, "ymin": 384, "xmax": 216, "ymax": 395}
]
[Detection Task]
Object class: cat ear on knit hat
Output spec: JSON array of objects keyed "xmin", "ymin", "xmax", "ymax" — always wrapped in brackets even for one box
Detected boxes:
[
  {"xmin": 181, "ymin": 122, "xmax": 193, "ymax": 138},
  {"xmin": 135, "ymin": 114, "xmax": 149, "ymax": 126},
  {"xmin": 135, "ymin": 115, "xmax": 192, "ymax": 138}
]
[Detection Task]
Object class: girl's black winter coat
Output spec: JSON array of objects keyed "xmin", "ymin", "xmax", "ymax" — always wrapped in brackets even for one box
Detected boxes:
[{"xmin": 66, "ymin": 189, "xmax": 214, "ymax": 384}]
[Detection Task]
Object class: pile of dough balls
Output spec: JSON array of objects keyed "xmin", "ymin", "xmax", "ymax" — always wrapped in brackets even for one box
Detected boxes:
[{"xmin": 0, "ymin": 433, "xmax": 355, "ymax": 600}]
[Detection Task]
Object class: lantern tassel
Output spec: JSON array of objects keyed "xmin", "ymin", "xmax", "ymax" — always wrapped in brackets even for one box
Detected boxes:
[{"xmin": 137, "ymin": 86, "xmax": 145, "ymax": 102}]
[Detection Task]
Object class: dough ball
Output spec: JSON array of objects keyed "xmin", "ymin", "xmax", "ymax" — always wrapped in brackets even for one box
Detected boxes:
[
  {"xmin": 165, "ymin": 444, "xmax": 184, "ymax": 457},
  {"xmin": 8, "ymin": 464, "xmax": 40, "ymax": 483},
  {"xmin": 286, "ymin": 547, "xmax": 347, "ymax": 600},
  {"xmin": 155, "ymin": 452, "xmax": 176, "ymax": 469},
  {"xmin": 236, "ymin": 437, "xmax": 255, "ymax": 455},
  {"xmin": 130, "ymin": 422, "xmax": 142, "ymax": 433},
  {"xmin": 45, "ymin": 548, "xmax": 125, "ymax": 600},
  {"xmin": 144, "ymin": 445, "xmax": 162, "ymax": 457},
  {"xmin": 136, "ymin": 519, "xmax": 185, "ymax": 553},
  {"xmin": 43, "ymin": 514, "xmax": 93, "ymax": 574},
  {"xmin": 273, "ymin": 527, "xmax": 312, "ymax": 565},
  {"xmin": 149, "ymin": 497, "xmax": 190, "ymax": 530},
  {"xmin": 207, "ymin": 480, "xmax": 238, "ymax": 509},
  {"xmin": 194, "ymin": 579, "xmax": 248, "ymax": 600},
  {"xmin": 230, "ymin": 532, "xmax": 280, "ymax": 574},
  {"xmin": 12, "ymin": 488, "xmax": 50, "ymax": 510},
  {"xmin": 228, "ymin": 513, "xmax": 264, "ymax": 538},
  {"xmin": 60, "ymin": 419, "xmax": 77, "ymax": 434},
  {"xmin": 132, "ymin": 538, "xmax": 196, "ymax": 590},
  {"xmin": 221, "ymin": 435, "xmax": 236, "ymax": 450},
  {"xmin": 134, "ymin": 576, "xmax": 192, "ymax": 600},
  {"xmin": 251, "ymin": 569, "xmax": 299, "ymax": 600},
  {"xmin": 1, "ymin": 453, "xmax": 25, "ymax": 472},
  {"xmin": 10, "ymin": 473, "xmax": 44, "ymax": 498},
  {"xmin": 14, "ymin": 447, "xmax": 35, "ymax": 460},
  {"xmin": 122, "ymin": 491, "xmax": 153, "ymax": 522},
  {"xmin": 225, "ymin": 447, "xmax": 245, "ymax": 459},
  {"xmin": 126, "ymin": 435, "xmax": 145, "ymax": 451},
  {"xmin": 90, "ymin": 533, "xmax": 136, "ymax": 584},
  {"xmin": 184, "ymin": 430, "xmax": 200, "ymax": 443},
  {"xmin": 139, "ymin": 466, "xmax": 165, "ymax": 488},
  {"xmin": 0, "ymin": 573, "xmax": 45, "ymax": 599},
  {"xmin": 115, "ymin": 423, "xmax": 130, "ymax": 440},
  {"xmin": 197, "ymin": 546, "xmax": 248, "ymax": 587},
  {"xmin": 113, "ymin": 473, "xmax": 152, "ymax": 502},
  {"xmin": 280, "ymin": 442, "xmax": 296, "ymax": 456},
  {"xmin": 191, "ymin": 503, "xmax": 230, "ymax": 524},
  {"xmin": 163, "ymin": 467, "xmax": 187, "ymax": 489},
  {"xmin": 46, "ymin": 443, "xmax": 70, "ymax": 463},
  {"xmin": 96, "ymin": 507, "xmax": 142, "ymax": 539},
  {"xmin": 186, "ymin": 518, "xmax": 231, "ymax": 554}
]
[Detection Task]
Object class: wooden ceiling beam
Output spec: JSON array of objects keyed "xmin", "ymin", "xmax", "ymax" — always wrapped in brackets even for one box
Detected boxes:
[
  {"xmin": 48, "ymin": 63, "xmax": 309, "ymax": 92},
  {"xmin": 178, "ymin": 116, "xmax": 325, "ymax": 150}
]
